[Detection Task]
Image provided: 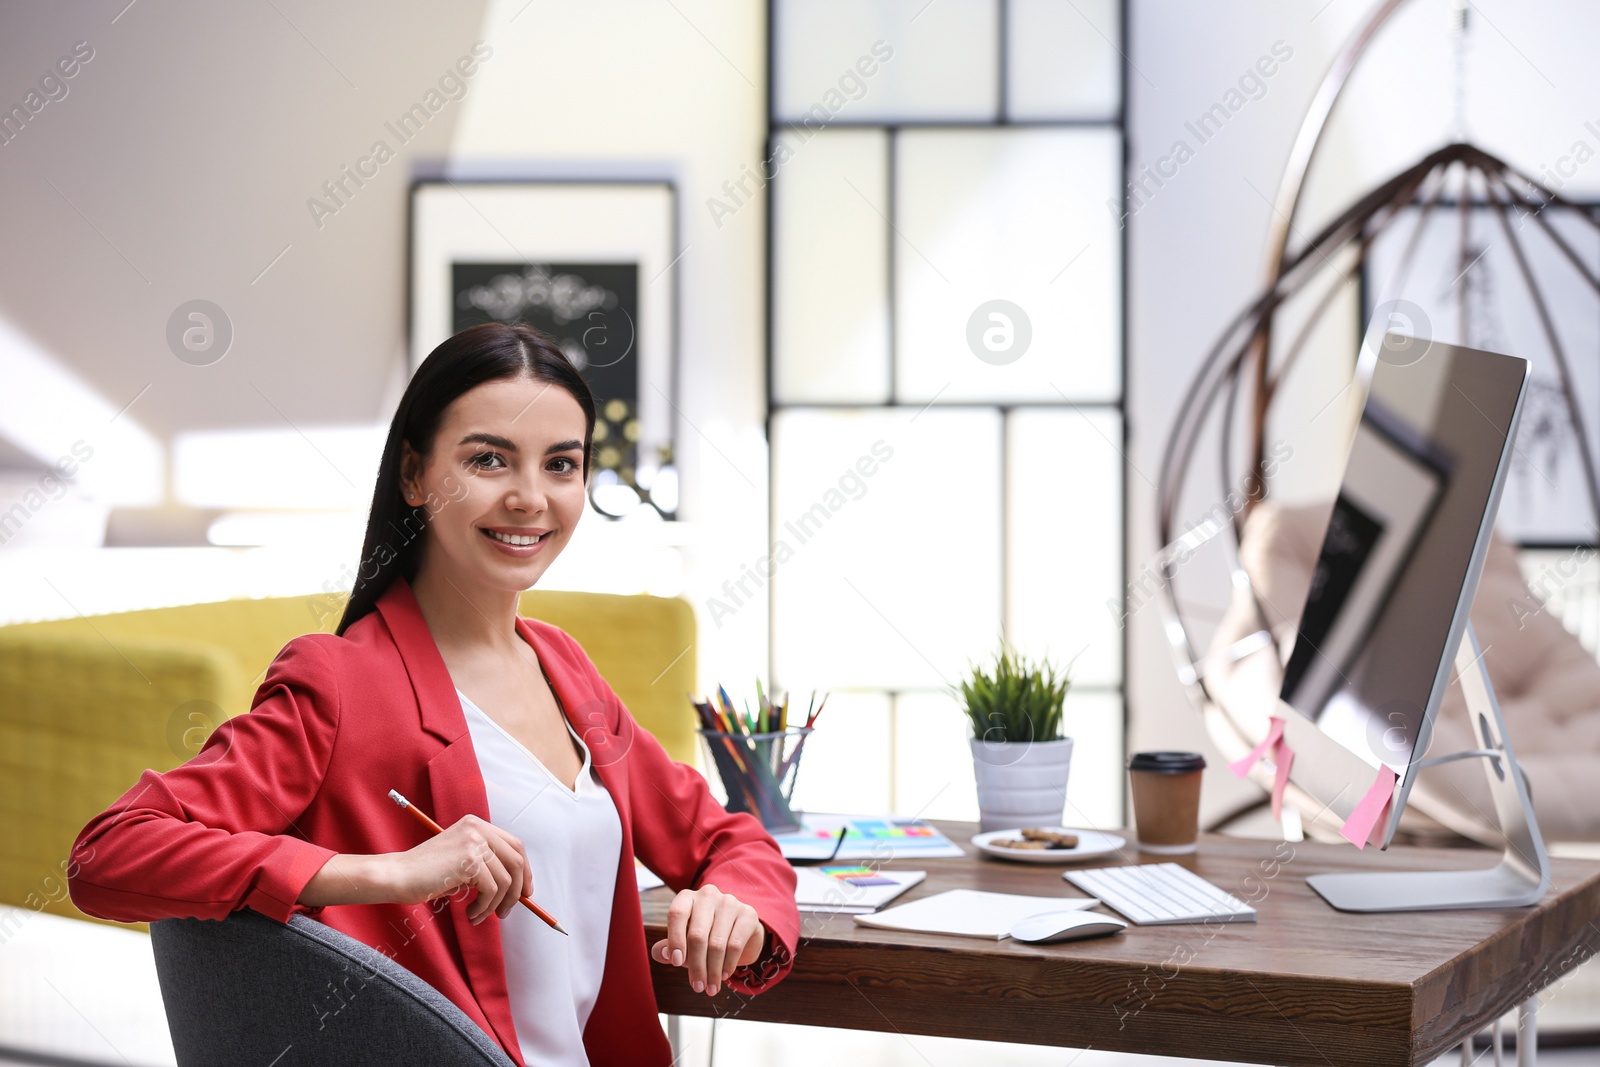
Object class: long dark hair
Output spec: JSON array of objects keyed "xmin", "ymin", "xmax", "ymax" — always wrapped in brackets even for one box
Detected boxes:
[{"xmin": 334, "ymin": 322, "xmax": 596, "ymax": 637}]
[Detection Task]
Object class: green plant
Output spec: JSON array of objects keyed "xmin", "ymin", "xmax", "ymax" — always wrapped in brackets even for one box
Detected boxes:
[{"xmin": 951, "ymin": 639, "xmax": 1074, "ymax": 744}]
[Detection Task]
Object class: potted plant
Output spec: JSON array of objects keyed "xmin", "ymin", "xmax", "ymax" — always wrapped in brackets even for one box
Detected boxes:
[{"xmin": 951, "ymin": 640, "xmax": 1076, "ymax": 832}]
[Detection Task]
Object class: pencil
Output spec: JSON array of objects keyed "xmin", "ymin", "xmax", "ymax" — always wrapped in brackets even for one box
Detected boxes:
[
  {"xmin": 696, "ymin": 697, "xmax": 769, "ymax": 813},
  {"xmin": 387, "ymin": 789, "xmax": 567, "ymax": 936},
  {"xmin": 700, "ymin": 700, "xmax": 754, "ymax": 775}
]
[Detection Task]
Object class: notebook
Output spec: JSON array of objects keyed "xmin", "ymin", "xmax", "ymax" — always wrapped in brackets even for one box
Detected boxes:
[
  {"xmin": 852, "ymin": 889, "xmax": 1099, "ymax": 939},
  {"xmin": 794, "ymin": 866, "xmax": 926, "ymax": 914}
]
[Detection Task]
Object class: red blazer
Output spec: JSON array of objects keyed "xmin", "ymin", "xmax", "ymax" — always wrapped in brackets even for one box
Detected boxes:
[{"xmin": 68, "ymin": 576, "xmax": 798, "ymax": 1066}]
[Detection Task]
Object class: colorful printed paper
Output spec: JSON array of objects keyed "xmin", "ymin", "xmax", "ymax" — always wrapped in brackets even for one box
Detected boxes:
[
  {"xmin": 820, "ymin": 866, "xmax": 899, "ymax": 887},
  {"xmin": 774, "ymin": 815, "xmax": 966, "ymax": 860}
]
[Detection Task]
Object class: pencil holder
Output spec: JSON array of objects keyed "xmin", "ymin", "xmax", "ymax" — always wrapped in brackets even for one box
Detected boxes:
[{"xmin": 697, "ymin": 727, "xmax": 814, "ymax": 834}]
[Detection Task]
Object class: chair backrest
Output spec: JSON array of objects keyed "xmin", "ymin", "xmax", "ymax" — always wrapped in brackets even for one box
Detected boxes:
[{"xmin": 149, "ymin": 909, "xmax": 517, "ymax": 1067}]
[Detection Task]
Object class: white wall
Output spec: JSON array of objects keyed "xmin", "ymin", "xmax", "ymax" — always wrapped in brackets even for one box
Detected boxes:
[{"xmin": 0, "ymin": 1, "xmax": 490, "ymax": 443}]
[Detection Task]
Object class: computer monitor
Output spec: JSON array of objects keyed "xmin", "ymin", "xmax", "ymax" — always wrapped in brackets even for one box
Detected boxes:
[{"xmin": 1273, "ymin": 333, "xmax": 1549, "ymax": 911}]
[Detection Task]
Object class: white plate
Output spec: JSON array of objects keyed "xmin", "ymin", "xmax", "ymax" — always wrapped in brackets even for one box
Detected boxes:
[{"xmin": 971, "ymin": 827, "xmax": 1127, "ymax": 864}]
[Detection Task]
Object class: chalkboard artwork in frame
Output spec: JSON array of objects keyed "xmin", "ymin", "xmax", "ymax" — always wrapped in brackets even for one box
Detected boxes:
[
  {"xmin": 410, "ymin": 182, "xmax": 677, "ymax": 519},
  {"xmin": 452, "ymin": 260, "xmax": 648, "ymax": 497}
]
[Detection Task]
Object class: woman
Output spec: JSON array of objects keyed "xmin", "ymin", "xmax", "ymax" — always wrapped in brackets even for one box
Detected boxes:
[{"xmin": 68, "ymin": 322, "xmax": 799, "ymax": 1067}]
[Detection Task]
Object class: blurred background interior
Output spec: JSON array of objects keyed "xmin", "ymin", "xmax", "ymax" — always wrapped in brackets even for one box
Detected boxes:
[{"xmin": 3, "ymin": 0, "xmax": 1600, "ymax": 1064}]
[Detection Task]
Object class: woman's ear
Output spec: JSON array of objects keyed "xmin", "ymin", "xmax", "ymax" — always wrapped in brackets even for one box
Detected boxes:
[{"xmin": 398, "ymin": 441, "xmax": 421, "ymax": 504}]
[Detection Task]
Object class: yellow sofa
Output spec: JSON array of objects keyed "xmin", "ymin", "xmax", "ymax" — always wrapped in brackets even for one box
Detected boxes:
[{"xmin": 0, "ymin": 588, "xmax": 698, "ymax": 929}]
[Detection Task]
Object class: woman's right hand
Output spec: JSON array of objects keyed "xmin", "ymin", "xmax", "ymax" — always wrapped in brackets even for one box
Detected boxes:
[{"xmin": 382, "ymin": 814, "xmax": 532, "ymax": 924}]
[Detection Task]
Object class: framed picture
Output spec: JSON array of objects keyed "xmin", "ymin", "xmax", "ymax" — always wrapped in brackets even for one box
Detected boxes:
[
  {"xmin": 410, "ymin": 181, "xmax": 677, "ymax": 515},
  {"xmin": 1363, "ymin": 201, "xmax": 1600, "ymax": 546}
]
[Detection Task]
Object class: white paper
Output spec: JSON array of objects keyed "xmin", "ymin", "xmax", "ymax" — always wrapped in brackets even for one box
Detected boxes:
[
  {"xmin": 853, "ymin": 889, "xmax": 1099, "ymax": 939},
  {"xmin": 636, "ymin": 863, "xmax": 665, "ymax": 892}
]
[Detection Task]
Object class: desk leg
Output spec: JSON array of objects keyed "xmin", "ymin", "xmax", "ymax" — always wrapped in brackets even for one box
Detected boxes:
[
  {"xmin": 668, "ymin": 1014, "xmax": 683, "ymax": 1063},
  {"xmin": 1517, "ymin": 996, "xmax": 1537, "ymax": 1067}
]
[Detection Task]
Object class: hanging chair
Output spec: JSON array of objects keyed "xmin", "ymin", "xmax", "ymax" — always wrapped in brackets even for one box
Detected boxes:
[{"xmin": 1153, "ymin": 0, "xmax": 1600, "ymax": 847}]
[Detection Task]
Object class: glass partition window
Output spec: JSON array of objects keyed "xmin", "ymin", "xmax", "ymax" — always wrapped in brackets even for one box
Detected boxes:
[
  {"xmin": 771, "ymin": 406, "xmax": 1004, "ymax": 691},
  {"xmin": 772, "ymin": 0, "xmax": 1000, "ymax": 124},
  {"xmin": 785, "ymin": 691, "xmax": 894, "ymax": 816},
  {"xmin": 894, "ymin": 127, "xmax": 1122, "ymax": 404},
  {"xmin": 1006, "ymin": 407, "xmax": 1125, "ymax": 689},
  {"xmin": 768, "ymin": 0, "xmax": 1126, "ymax": 827},
  {"xmin": 771, "ymin": 129, "xmax": 891, "ymax": 404},
  {"xmin": 1006, "ymin": 0, "xmax": 1121, "ymax": 121}
]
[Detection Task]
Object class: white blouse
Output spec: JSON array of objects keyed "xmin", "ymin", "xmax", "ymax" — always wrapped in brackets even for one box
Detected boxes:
[{"xmin": 457, "ymin": 687, "xmax": 622, "ymax": 1067}]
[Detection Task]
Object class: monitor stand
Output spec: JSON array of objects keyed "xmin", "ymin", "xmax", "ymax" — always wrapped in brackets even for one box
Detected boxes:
[{"xmin": 1306, "ymin": 624, "xmax": 1551, "ymax": 912}]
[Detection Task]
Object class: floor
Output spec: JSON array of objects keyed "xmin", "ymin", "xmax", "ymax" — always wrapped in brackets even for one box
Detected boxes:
[
  {"xmin": 1, "ymin": 905, "xmax": 1595, "ymax": 1067},
  {"xmin": 668, "ymin": 1022, "xmax": 1600, "ymax": 1067}
]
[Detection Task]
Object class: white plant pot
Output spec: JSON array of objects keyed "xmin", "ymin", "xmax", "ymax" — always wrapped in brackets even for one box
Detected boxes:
[{"xmin": 969, "ymin": 736, "xmax": 1074, "ymax": 833}]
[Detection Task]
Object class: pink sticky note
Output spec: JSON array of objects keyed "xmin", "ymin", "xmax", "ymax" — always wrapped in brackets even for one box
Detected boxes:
[
  {"xmin": 1270, "ymin": 738, "xmax": 1295, "ymax": 821},
  {"xmin": 1340, "ymin": 765, "xmax": 1399, "ymax": 850},
  {"xmin": 1229, "ymin": 716, "xmax": 1285, "ymax": 778},
  {"xmin": 1365, "ymin": 794, "xmax": 1393, "ymax": 849}
]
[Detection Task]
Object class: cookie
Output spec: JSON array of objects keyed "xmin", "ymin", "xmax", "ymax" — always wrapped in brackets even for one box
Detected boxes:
[{"xmin": 993, "ymin": 838, "xmax": 1050, "ymax": 850}]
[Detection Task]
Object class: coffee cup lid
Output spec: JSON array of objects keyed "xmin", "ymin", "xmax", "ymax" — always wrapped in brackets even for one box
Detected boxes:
[{"xmin": 1128, "ymin": 751, "xmax": 1206, "ymax": 774}]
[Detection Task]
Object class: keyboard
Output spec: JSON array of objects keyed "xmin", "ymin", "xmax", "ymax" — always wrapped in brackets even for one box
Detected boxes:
[{"xmin": 1063, "ymin": 862, "xmax": 1257, "ymax": 925}]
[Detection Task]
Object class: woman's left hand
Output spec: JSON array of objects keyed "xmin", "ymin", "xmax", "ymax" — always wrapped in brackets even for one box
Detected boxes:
[{"xmin": 650, "ymin": 884, "xmax": 765, "ymax": 996}]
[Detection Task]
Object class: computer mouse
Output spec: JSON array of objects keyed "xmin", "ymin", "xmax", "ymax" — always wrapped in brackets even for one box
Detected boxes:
[{"xmin": 1009, "ymin": 910, "xmax": 1129, "ymax": 943}]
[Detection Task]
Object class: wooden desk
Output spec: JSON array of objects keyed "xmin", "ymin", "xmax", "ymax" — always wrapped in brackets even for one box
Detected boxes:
[{"xmin": 643, "ymin": 823, "xmax": 1600, "ymax": 1067}]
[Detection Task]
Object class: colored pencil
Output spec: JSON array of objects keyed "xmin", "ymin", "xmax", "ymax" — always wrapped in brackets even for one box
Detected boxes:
[
  {"xmin": 694, "ymin": 699, "xmax": 754, "ymax": 775},
  {"xmin": 805, "ymin": 692, "xmax": 829, "ymax": 729},
  {"xmin": 696, "ymin": 685, "xmax": 821, "ymax": 828},
  {"xmin": 386, "ymin": 789, "xmax": 567, "ymax": 936},
  {"xmin": 776, "ymin": 690, "xmax": 826, "ymax": 782},
  {"xmin": 694, "ymin": 698, "xmax": 771, "ymax": 816}
]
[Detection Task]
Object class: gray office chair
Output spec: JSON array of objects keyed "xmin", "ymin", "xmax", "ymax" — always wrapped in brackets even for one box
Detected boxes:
[{"xmin": 149, "ymin": 909, "xmax": 517, "ymax": 1066}]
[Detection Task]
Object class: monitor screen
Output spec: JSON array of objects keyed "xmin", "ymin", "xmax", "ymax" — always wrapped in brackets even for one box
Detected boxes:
[{"xmin": 1278, "ymin": 338, "xmax": 1527, "ymax": 778}]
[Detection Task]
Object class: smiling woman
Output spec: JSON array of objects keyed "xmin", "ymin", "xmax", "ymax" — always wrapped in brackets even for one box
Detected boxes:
[
  {"xmin": 67, "ymin": 321, "xmax": 799, "ymax": 1067},
  {"xmin": 323, "ymin": 324, "xmax": 597, "ymax": 635}
]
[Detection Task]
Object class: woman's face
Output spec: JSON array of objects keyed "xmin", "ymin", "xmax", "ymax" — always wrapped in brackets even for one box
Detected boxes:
[{"xmin": 400, "ymin": 375, "xmax": 589, "ymax": 594}]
